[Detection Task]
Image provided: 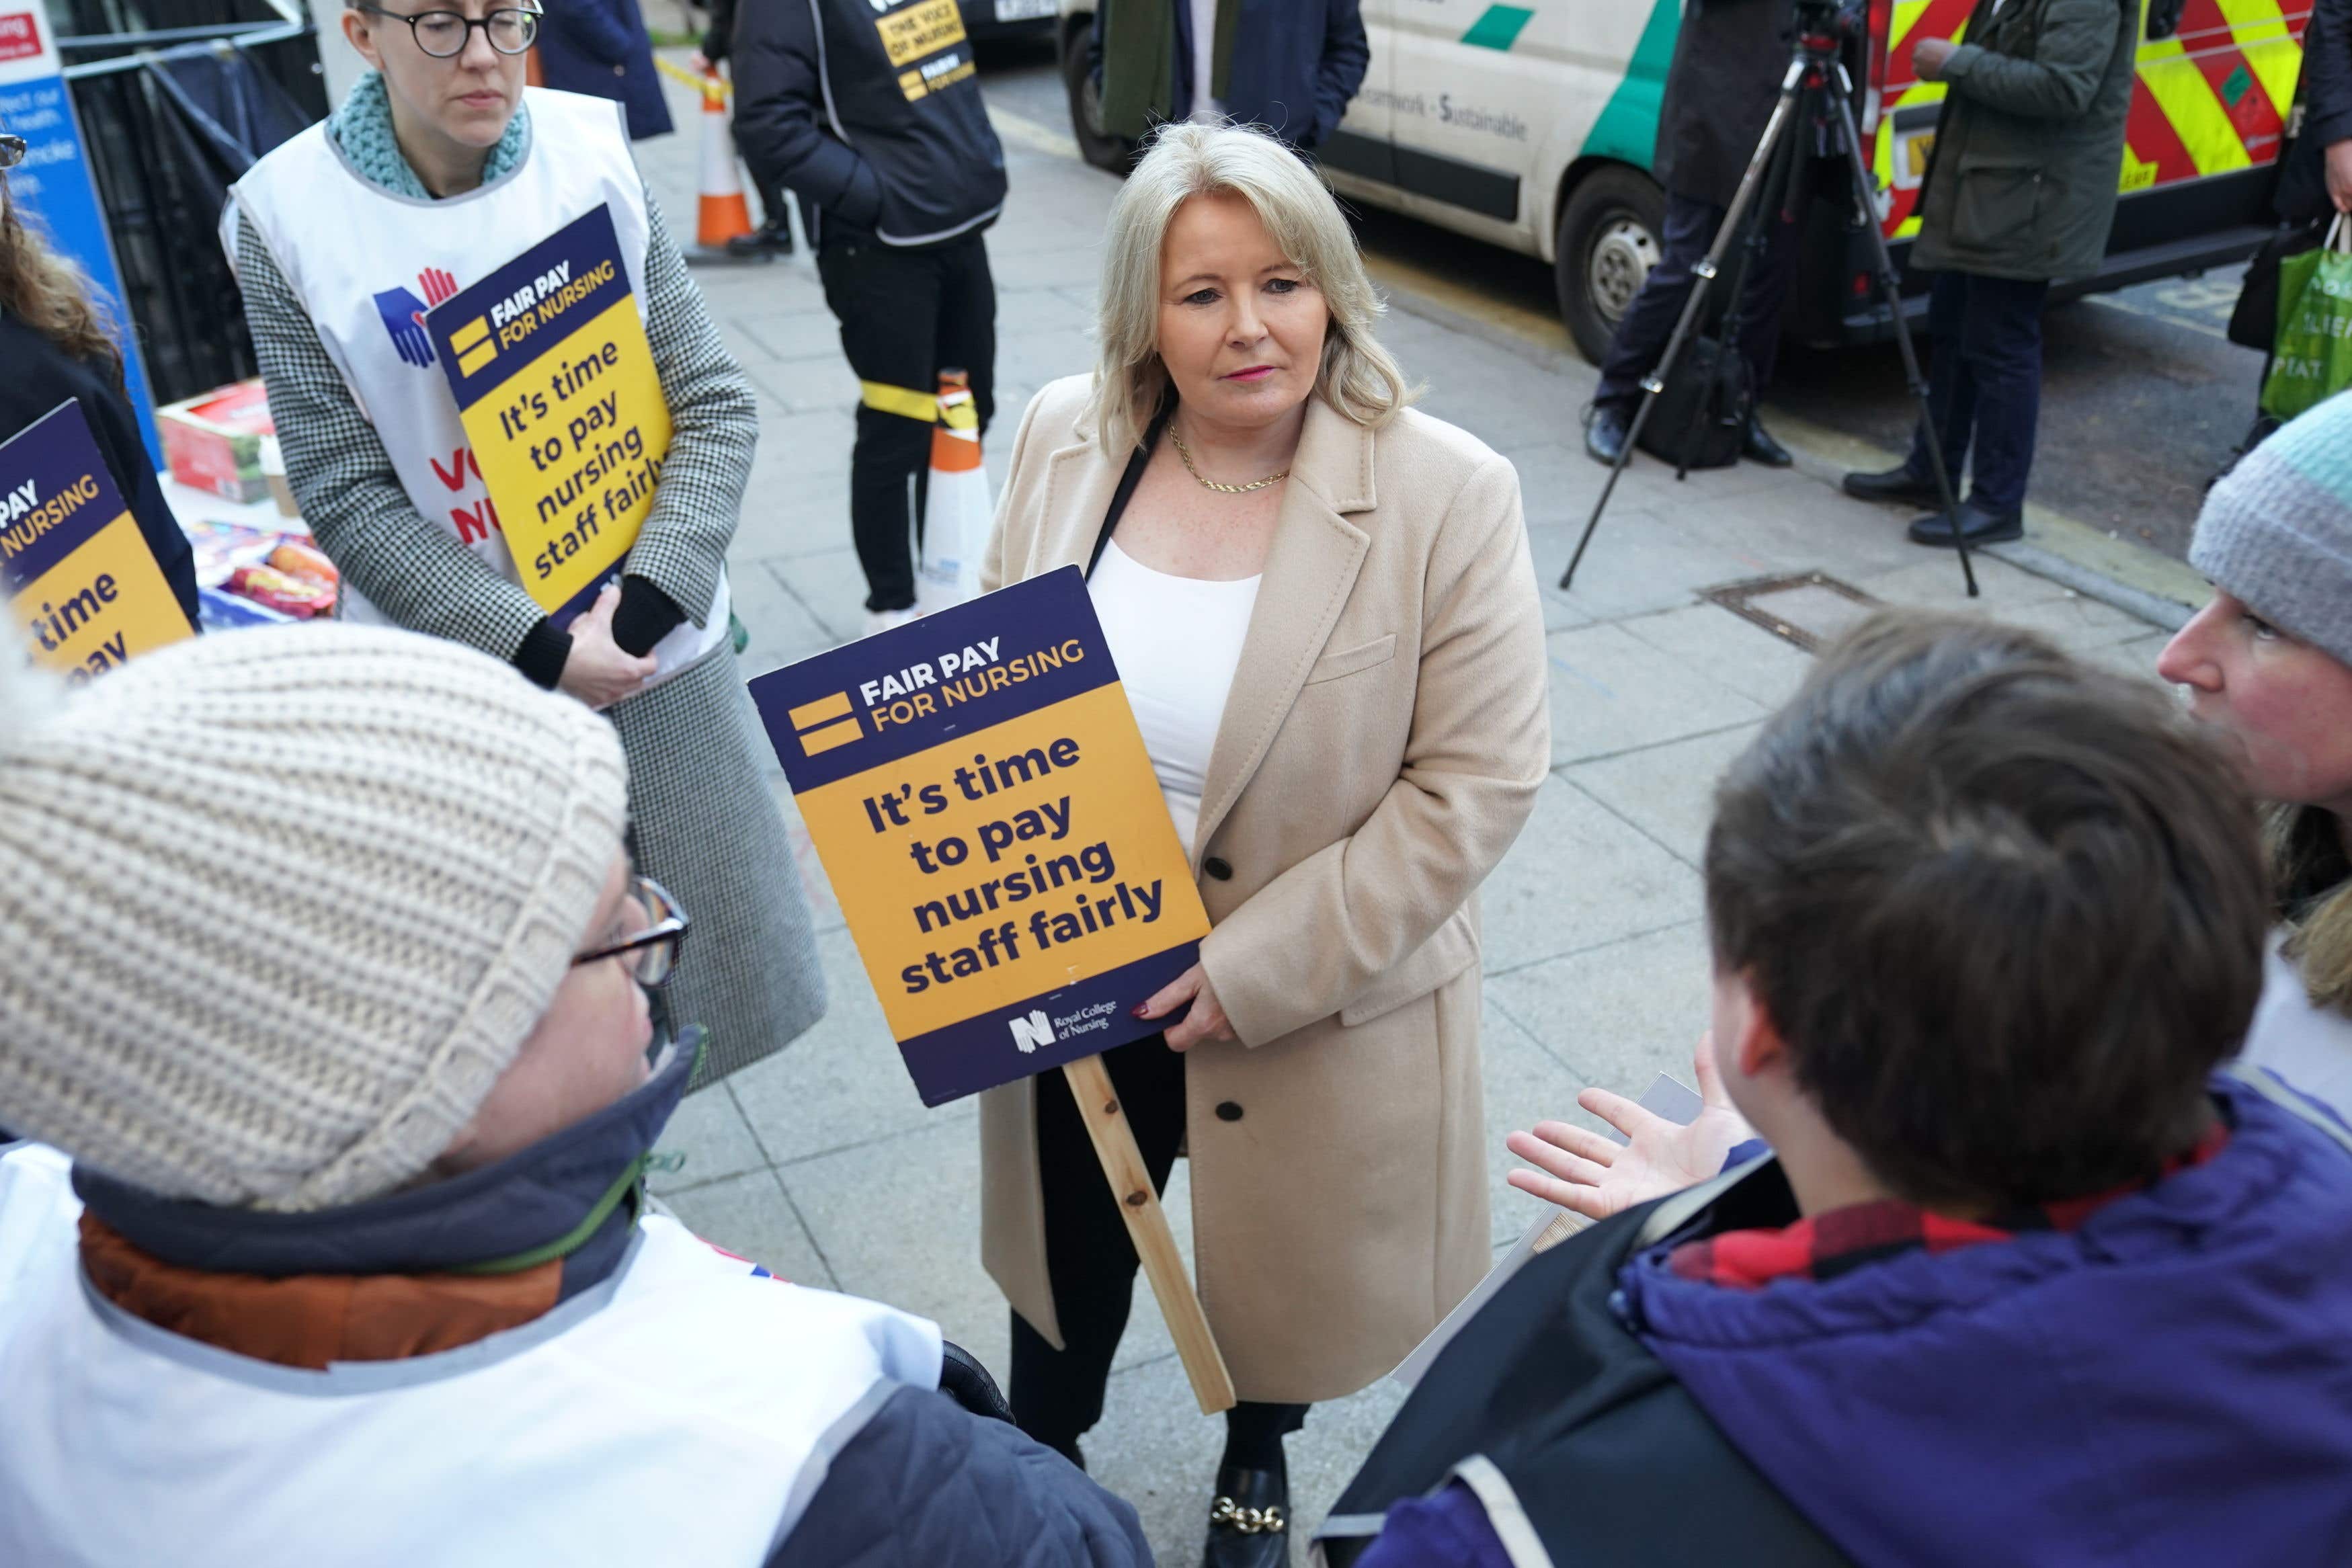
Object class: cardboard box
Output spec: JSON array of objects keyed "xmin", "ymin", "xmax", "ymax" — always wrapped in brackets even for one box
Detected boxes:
[{"xmin": 159, "ymin": 379, "xmax": 274, "ymax": 503}]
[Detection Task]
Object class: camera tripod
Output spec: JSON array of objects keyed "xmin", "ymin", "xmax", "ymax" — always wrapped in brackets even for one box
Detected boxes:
[{"xmin": 1562, "ymin": 14, "xmax": 1978, "ymax": 597}]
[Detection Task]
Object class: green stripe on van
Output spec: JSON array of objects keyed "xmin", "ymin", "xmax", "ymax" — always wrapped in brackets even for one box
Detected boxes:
[
  {"xmin": 1459, "ymin": 5, "xmax": 1535, "ymax": 50},
  {"xmin": 1579, "ymin": 0, "xmax": 1680, "ymax": 171}
]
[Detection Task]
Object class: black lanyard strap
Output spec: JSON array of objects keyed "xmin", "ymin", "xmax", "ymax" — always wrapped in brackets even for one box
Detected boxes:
[{"xmin": 1086, "ymin": 403, "xmax": 1177, "ymax": 579}]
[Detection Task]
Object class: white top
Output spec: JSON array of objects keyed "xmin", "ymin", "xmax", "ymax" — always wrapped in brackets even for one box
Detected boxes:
[
  {"xmin": 2238, "ymin": 935, "xmax": 2352, "ymax": 1124},
  {"xmin": 1090, "ymin": 539, "xmax": 1260, "ymax": 856},
  {"xmin": 1189, "ymin": 0, "xmax": 1225, "ymax": 121},
  {"xmin": 227, "ymin": 89, "xmax": 728, "ymax": 686},
  {"xmin": 0, "ymin": 1149, "xmax": 944, "ymax": 1568}
]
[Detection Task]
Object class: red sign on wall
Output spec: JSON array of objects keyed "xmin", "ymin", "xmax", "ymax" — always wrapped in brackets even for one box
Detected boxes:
[{"xmin": 0, "ymin": 11, "xmax": 42, "ymax": 64}]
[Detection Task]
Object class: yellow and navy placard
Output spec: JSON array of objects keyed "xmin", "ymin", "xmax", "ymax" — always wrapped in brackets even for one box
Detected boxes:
[
  {"xmin": 424, "ymin": 204, "xmax": 670, "ymax": 620},
  {"xmin": 0, "ymin": 400, "xmax": 192, "ymax": 680},
  {"xmin": 752, "ymin": 567, "xmax": 1210, "ymax": 1106},
  {"xmin": 876, "ymin": 0, "xmax": 975, "ymax": 101}
]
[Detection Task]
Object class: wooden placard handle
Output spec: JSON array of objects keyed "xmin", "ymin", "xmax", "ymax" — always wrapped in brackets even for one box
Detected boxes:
[{"xmin": 1059, "ymin": 1053, "xmax": 1237, "ymax": 1414}]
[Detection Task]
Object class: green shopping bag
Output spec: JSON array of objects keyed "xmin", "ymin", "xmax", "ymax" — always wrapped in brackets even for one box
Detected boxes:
[{"xmin": 2262, "ymin": 216, "xmax": 2352, "ymax": 421}]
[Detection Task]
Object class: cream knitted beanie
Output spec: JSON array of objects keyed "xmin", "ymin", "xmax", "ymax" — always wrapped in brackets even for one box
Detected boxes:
[{"xmin": 0, "ymin": 622, "xmax": 628, "ymax": 1211}]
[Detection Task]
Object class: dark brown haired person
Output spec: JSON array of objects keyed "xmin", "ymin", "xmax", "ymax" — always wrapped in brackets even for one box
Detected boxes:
[
  {"xmin": 0, "ymin": 128, "xmax": 198, "ymax": 624},
  {"xmin": 1322, "ymin": 613, "xmax": 2352, "ymax": 1567}
]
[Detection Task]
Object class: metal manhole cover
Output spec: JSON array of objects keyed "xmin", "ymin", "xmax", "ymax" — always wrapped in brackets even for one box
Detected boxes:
[{"xmin": 1701, "ymin": 573, "xmax": 1881, "ymax": 654}]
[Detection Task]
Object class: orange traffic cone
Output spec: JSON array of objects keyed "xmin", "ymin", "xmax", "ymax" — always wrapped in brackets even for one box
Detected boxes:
[
  {"xmin": 916, "ymin": 370, "xmax": 991, "ymax": 611},
  {"xmin": 692, "ymin": 69, "xmax": 755, "ymax": 251}
]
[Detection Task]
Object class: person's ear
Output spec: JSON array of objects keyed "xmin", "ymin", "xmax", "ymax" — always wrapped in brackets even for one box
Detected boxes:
[
  {"xmin": 343, "ymin": 5, "xmax": 386, "ymax": 71},
  {"xmin": 1726, "ymin": 967, "xmax": 1791, "ymax": 1081}
]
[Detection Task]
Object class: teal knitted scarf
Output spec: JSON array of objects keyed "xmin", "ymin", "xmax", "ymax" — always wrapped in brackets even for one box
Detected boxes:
[{"xmin": 329, "ymin": 70, "xmax": 528, "ymax": 198}]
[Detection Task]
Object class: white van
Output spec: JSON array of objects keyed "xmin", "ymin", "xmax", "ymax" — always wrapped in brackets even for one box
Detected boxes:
[{"xmin": 1057, "ymin": 0, "xmax": 2314, "ymax": 361}]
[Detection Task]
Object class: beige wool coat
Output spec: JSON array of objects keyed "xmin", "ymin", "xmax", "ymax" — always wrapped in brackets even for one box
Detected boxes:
[{"xmin": 977, "ymin": 374, "xmax": 1551, "ymax": 1403}]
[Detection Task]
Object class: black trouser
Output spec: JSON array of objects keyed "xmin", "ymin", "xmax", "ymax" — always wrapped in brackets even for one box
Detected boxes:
[
  {"xmin": 1594, "ymin": 191, "xmax": 1797, "ymax": 409},
  {"xmin": 1010, "ymin": 1032, "xmax": 1309, "ymax": 1468},
  {"xmin": 1903, "ymin": 270, "xmax": 2051, "ymax": 515},
  {"xmin": 815, "ymin": 230, "xmax": 996, "ymax": 612}
]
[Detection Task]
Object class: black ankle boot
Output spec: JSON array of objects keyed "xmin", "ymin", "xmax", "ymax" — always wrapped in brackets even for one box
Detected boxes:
[{"xmin": 1202, "ymin": 1459, "xmax": 1288, "ymax": 1568}]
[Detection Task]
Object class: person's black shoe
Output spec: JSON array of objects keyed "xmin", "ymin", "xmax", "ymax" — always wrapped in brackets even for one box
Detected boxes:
[
  {"xmin": 1842, "ymin": 464, "xmax": 1941, "ymax": 506},
  {"xmin": 1741, "ymin": 413, "xmax": 1793, "ymax": 468},
  {"xmin": 1202, "ymin": 1463, "xmax": 1288, "ymax": 1568},
  {"xmin": 1906, "ymin": 500, "xmax": 2023, "ymax": 548},
  {"xmin": 725, "ymin": 220, "xmax": 794, "ymax": 259},
  {"xmin": 1583, "ymin": 401, "xmax": 1632, "ymax": 466}
]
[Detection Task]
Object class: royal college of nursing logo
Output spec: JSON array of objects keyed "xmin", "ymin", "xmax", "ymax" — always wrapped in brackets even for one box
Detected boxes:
[
  {"xmin": 1008, "ymin": 1009, "xmax": 1055, "ymax": 1054},
  {"xmin": 372, "ymin": 266, "xmax": 459, "ymax": 368}
]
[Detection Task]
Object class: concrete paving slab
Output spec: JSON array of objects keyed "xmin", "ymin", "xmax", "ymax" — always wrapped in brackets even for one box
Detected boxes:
[
  {"xmin": 1486, "ymin": 921, "xmax": 1717, "ymax": 1094},
  {"xmin": 1615, "ymin": 602, "xmax": 1819, "ymax": 710},
  {"xmin": 661, "ymin": 1168, "xmax": 838, "ymax": 1292},
  {"xmin": 727, "ymin": 554, "xmax": 835, "ymax": 678},
  {"xmin": 728, "ymin": 927, "xmax": 965, "ymax": 1166},
  {"xmin": 1561, "ymin": 723, "xmax": 1765, "ymax": 869},
  {"xmin": 731, "ymin": 305, "xmax": 850, "ymax": 366},
  {"xmin": 776, "ymin": 1118, "xmax": 1005, "ymax": 1372},
  {"xmin": 649, "ymin": 1079, "xmax": 768, "ymax": 1196},
  {"xmin": 1854, "ymin": 548, "xmax": 2072, "ymax": 609},
  {"xmin": 740, "ymin": 354, "xmax": 857, "ymax": 418},
  {"xmin": 1482, "ymin": 1000, "xmax": 1593, "ymax": 1247},
  {"xmin": 1545, "ymin": 622, "xmax": 1770, "ymax": 767},
  {"xmin": 1479, "ymin": 774, "xmax": 1701, "ymax": 975},
  {"xmin": 2074, "ymin": 629, "xmax": 2173, "ymax": 684}
]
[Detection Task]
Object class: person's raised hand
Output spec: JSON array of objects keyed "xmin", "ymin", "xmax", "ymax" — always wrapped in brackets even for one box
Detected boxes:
[
  {"xmin": 2326, "ymin": 138, "xmax": 2352, "ymax": 216},
  {"xmin": 558, "ymin": 584, "xmax": 659, "ymax": 711},
  {"xmin": 1912, "ymin": 36, "xmax": 1957, "ymax": 79},
  {"xmin": 1504, "ymin": 1036, "xmax": 1756, "ymax": 1223},
  {"xmin": 1136, "ymin": 962, "xmax": 1236, "ymax": 1053}
]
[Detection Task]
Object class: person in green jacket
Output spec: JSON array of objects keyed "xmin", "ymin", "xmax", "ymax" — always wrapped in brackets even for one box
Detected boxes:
[{"xmin": 1840, "ymin": 0, "xmax": 2138, "ymax": 548}]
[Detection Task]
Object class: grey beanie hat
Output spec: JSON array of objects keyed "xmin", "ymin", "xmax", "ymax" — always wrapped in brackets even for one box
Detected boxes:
[
  {"xmin": 2191, "ymin": 388, "xmax": 2352, "ymax": 669},
  {"xmin": 0, "ymin": 622, "xmax": 628, "ymax": 1211}
]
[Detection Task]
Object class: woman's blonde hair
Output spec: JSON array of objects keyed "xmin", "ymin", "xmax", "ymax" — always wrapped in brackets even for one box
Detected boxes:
[
  {"xmin": 1, "ymin": 176, "xmax": 124, "ymax": 386},
  {"xmin": 1089, "ymin": 122, "xmax": 1414, "ymax": 457},
  {"xmin": 2268, "ymin": 802, "xmax": 2352, "ymax": 1017}
]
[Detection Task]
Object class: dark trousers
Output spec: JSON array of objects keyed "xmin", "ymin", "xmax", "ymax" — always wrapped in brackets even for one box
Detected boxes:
[
  {"xmin": 815, "ymin": 231, "xmax": 996, "ymax": 612},
  {"xmin": 1009, "ymin": 1032, "xmax": 1309, "ymax": 1467},
  {"xmin": 1595, "ymin": 191, "xmax": 1797, "ymax": 408},
  {"xmin": 1904, "ymin": 270, "xmax": 2050, "ymax": 514}
]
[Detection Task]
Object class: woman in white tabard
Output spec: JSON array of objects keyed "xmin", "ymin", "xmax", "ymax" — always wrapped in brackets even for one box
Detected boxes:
[
  {"xmin": 979, "ymin": 122, "xmax": 1550, "ymax": 1568},
  {"xmin": 2157, "ymin": 388, "xmax": 2352, "ymax": 1118},
  {"xmin": 225, "ymin": 0, "xmax": 821, "ymax": 1085}
]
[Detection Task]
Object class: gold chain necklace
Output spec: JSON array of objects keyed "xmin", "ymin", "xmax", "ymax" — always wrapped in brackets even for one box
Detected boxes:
[{"xmin": 1168, "ymin": 426, "xmax": 1289, "ymax": 494}]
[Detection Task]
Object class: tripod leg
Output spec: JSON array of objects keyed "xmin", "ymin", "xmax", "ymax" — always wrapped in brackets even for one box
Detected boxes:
[
  {"xmin": 1826, "ymin": 65, "xmax": 1978, "ymax": 597},
  {"xmin": 1563, "ymin": 57, "xmax": 1810, "ymax": 592},
  {"xmin": 1673, "ymin": 118, "xmax": 1801, "ymax": 482}
]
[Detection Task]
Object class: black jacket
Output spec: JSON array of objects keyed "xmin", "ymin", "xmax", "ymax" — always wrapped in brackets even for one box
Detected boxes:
[
  {"xmin": 1318, "ymin": 1161, "xmax": 1847, "ymax": 1568},
  {"xmin": 1654, "ymin": 0, "xmax": 1799, "ymax": 208},
  {"xmin": 534, "ymin": 0, "xmax": 675, "ymax": 142},
  {"xmin": 732, "ymin": 0, "xmax": 1008, "ymax": 248},
  {"xmin": 1, "ymin": 316, "xmax": 200, "ymax": 627},
  {"xmin": 2279, "ymin": 0, "xmax": 2351, "ymax": 221}
]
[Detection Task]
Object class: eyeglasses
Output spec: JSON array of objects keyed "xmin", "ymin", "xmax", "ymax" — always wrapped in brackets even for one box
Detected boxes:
[
  {"xmin": 572, "ymin": 875, "xmax": 688, "ymax": 985},
  {"xmin": 358, "ymin": 5, "xmax": 541, "ymax": 58},
  {"xmin": 0, "ymin": 135, "xmax": 25, "ymax": 171}
]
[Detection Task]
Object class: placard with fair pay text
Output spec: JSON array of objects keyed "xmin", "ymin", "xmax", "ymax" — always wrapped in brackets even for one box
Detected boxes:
[
  {"xmin": 425, "ymin": 203, "xmax": 670, "ymax": 622},
  {"xmin": 1, "ymin": 400, "xmax": 192, "ymax": 681},
  {"xmin": 750, "ymin": 568, "xmax": 1211, "ymax": 1106}
]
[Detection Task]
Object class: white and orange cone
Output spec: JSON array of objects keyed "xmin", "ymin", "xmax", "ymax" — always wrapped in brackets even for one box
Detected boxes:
[
  {"xmin": 916, "ymin": 370, "xmax": 992, "ymax": 611},
  {"xmin": 691, "ymin": 69, "xmax": 755, "ymax": 251}
]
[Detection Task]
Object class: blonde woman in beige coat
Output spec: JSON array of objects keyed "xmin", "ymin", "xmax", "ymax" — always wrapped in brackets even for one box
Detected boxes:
[{"xmin": 978, "ymin": 122, "xmax": 1549, "ymax": 1567}]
